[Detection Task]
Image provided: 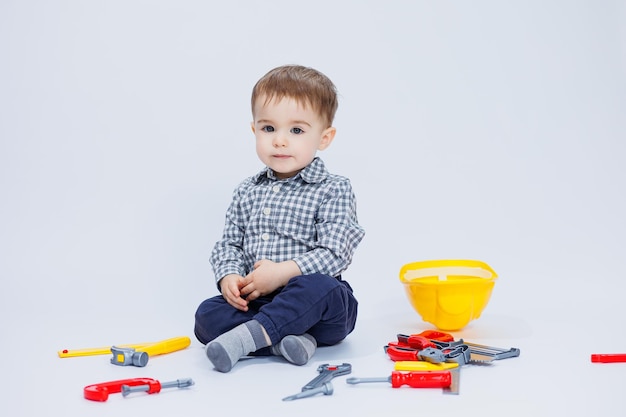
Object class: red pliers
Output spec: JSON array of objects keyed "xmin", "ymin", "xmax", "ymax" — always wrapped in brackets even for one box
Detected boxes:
[{"xmin": 385, "ymin": 330, "xmax": 456, "ymax": 362}]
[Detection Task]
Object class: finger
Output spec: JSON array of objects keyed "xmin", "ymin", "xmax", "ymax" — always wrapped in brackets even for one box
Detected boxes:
[
  {"xmin": 222, "ymin": 284, "xmax": 245, "ymax": 306},
  {"xmin": 223, "ymin": 280, "xmax": 239, "ymax": 298},
  {"xmin": 240, "ymin": 282, "xmax": 255, "ymax": 296},
  {"xmin": 246, "ymin": 290, "xmax": 259, "ymax": 302},
  {"xmin": 241, "ymin": 273, "xmax": 253, "ymax": 285},
  {"xmin": 230, "ymin": 300, "xmax": 249, "ymax": 312},
  {"xmin": 226, "ymin": 293, "xmax": 248, "ymax": 311}
]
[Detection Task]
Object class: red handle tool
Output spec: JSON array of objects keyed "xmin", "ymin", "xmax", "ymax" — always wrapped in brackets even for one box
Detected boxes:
[
  {"xmin": 386, "ymin": 330, "xmax": 455, "ymax": 361},
  {"xmin": 84, "ymin": 377, "xmax": 194, "ymax": 401},
  {"xmin": 396, "ymin": 334, "xmax": 437, "ymax": 350},
  {"xmin": 346, "ymin": 371, "xmax": 452, "ymax": 388},
  {"xmin": 415, "ymin": 330, "xmax": 455, "ymax": 342},
  {"xmin": 389, "ymin": 371, "xmax": 451, "ymax": 388},
  {"xmin": 84, "ymin": 378, "xmax": 160, "ymax": 401},
  {"xmin": 385, "ymin": 345, "xmax": 422, "ymax": 361},
  {"xmin": 591, "ymin": 353, "xmax": 626, "ymax": 363}
]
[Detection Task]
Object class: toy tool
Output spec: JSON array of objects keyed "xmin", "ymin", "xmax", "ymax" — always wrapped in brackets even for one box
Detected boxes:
[
  {"xmin": 346, "ymin": 371, "xmax": 451, "ymax": 389},
  {"xmin": 387, "ymin": 336, "xmax": 475, "ymax": 365},
  {"xmin": 84, "ymin": 377, "xmax": 194, "ymax": 402},
  {"xmin": 591, "ymin": 353, "xmax": 626, "ymax": 363},
  {"xmin": 394, "ymin": 361, "xmax": 459, "ymax": 371},
  {"xmin": 110, "ymin": 337, "xmax": 191, "ymax": 367},
  {"xmin": 393, "ymin": 331, "xmax": 519, "ymax": 363},
  {"xmin": 443, "ymin": 367, "xmax": 460, "ymax": 395},
  {"xmin": 464, "ymin": 341, "xmax": 520, "ymax": 361},
  {"xmin": 58, "ymin": 336, "xmax": 191, "ymax": 366},
  {"xmin": 281, "ymin": 363, "xmax": 351, "ymax": 401},
  {"xmin": 302, "ymin": 363, "xmax": 352, "ymax": 391},
  {"xmin": 385, "ymin": 345, "xmax": 447, "ymax": 363},
  {"xmin": 282, "ymin": 382, "xmax": 333, "ymax": 401},
  {"xmin": 414, "ymin": 330, "xmax": 455, "ymax": 342}
]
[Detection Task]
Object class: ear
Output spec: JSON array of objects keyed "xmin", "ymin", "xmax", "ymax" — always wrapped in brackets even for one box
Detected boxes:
[
  {"xmin": 318, "ymin": 127, "xmax": 336, "ymax": 151},
  {"xmin": 250, "ymin": 122, "xmax": 256, "ymax": 133}
]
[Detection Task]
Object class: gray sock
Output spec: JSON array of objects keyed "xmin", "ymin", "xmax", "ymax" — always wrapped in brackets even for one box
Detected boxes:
[
  {"xmin": 271, "ymin": 333, "xmax": 317, "ymax": 366},
  {"xmin": 205, "ymin": 320, "xmax": 269, "ymax": 372}
]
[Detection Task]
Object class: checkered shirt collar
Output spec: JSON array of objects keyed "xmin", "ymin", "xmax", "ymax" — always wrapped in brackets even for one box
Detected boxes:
[{"xmin": 253, "ymin": 157, "xmax": 328, "ymax": 184}]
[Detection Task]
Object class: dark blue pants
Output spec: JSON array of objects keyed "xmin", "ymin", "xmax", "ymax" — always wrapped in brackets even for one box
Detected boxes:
[{"xmin": 194, "ymin": 273, "xmax": 358, "ymax": 354}]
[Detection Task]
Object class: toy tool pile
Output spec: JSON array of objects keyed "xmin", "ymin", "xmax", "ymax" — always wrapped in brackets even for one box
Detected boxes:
[
  {"xmin": 281, "ymin": 330, "xmax": 522, "ymax": 400},
  {"xmin": 59, "ymin": 261, "xmax": 523, "ymax": 402},
  {"xmin": 58, "ymin": 336, "xmax": 194, "ymax": 402},
  {"xmin": 347, "ymin": 329, "xmax": 521, "ymax": 396},
  {"xmin": 58, "ymin": 330, "xmax": 522, "ymax": 402},
  {"xmin": 57, "ymin": 259, "xmax": 525, "ymax": 403}
]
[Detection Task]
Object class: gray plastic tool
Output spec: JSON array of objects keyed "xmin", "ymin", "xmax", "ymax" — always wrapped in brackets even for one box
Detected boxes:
[
  {"xmin": 120, "ymin": 378, "xmax": 195, "ymax": 397},
  {"xmin": 464, "ymin": 342, "xmax": 521, "ymax": 360},
  {"xmin": 302, "ymin": 363, "xmax": 352, "ymax": 391},
  {"xmin": 110, "ymin": 346, "xmax": 149, "ymax": 367},
  {"xmin": 282, "ymin": 382, "xmax": 333, "ymax": 401}
]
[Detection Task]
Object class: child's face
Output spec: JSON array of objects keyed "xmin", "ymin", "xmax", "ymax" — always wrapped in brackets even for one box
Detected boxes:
[{"xmin": 251, "ymin": 96, "xmax": 335, "ymax": 179}]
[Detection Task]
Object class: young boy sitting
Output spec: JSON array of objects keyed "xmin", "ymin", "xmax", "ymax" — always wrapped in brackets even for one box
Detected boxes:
[{"xmin": 194, "ymin": 65, "xmax": 365, "ymax": 372}]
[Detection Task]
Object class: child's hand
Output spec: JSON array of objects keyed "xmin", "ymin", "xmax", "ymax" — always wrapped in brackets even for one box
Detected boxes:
[
  {"xmin": 240, "ymin": 259, "xmax": 301, "ymax": 302},
  {"xmin": 220, "ymin": 274, "xmax": 250, "ymax": 311}
]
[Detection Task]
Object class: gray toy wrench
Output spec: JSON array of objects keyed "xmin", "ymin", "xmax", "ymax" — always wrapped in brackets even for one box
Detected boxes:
[{"xmin": 281, "ymin": 363, "xmax": 352, "ymax": 401}]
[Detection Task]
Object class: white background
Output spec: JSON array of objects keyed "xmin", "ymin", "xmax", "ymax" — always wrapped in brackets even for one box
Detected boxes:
[{"xmin": 1, "ymin": 1, "xmax": 625, "ymax": 415}]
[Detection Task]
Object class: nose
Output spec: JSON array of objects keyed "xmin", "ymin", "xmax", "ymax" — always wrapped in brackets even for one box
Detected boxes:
[{"xmin": 272, "ymin": 134, "xmax": 287, "ymax": 148}]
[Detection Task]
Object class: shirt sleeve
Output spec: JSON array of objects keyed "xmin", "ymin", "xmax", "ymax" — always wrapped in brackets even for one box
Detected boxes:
[
  {"xmin": 293, "ymin": 178, "xmax": 365, "ymax": 277},
  {"xmin": 209, "ymin": 181, "xmax": 249, "ymax": 287}
]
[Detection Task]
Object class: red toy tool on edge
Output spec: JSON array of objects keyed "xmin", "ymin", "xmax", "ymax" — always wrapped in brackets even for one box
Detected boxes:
[
  {"xmin": 591, "ymin": 354, "xmax": 626, "ymax": 363},
  {"xmin": 84, "ymin": 377, "xmax": 194, "ymax": 401},
  {"xmin": 346, "ymin": 371, "xmax": 452, "ymax": 389}
]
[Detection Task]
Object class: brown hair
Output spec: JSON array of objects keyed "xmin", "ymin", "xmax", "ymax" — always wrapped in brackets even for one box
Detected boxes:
[{"xmin": 251, "ymin": 65, "xmax": 338, "ymax": 127}]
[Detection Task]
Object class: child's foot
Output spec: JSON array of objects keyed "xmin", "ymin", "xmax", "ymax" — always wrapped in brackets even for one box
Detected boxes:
[
  {"xmin": 205, "ymin": 321, "xmax": 269, "ymax": 372},
  {"xmin": 272, "ymin": 333, "xmax": 317, "ymax": 365},
  {"xmin": 205, "ymin": 340, "xmax": 240, "ymax": 373}
]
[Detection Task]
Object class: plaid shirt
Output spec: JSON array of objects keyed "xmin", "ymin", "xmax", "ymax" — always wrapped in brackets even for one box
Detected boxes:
[{"xmin": 210, "ymin": 157, "xmax": 365, "ymax": 284}]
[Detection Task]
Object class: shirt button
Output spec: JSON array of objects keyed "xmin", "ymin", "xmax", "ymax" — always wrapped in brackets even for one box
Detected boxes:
[
  {"xmin": 263, "ymin": 208, "xmax": 271, "ymax": 216},
  {"xmin": 272, "ymin": 185, "xmax": 280, "ymax": 193},
  {"xmin": 261, "ymin": 233, "xmax": 270, "ymax": 241}
]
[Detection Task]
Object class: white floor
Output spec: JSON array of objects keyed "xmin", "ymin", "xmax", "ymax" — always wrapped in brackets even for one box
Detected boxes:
[
  {"xmin": 2, "ymin": 1, "xmax": 625, "ymax": 416},
  {"xmin": 3, "ymin": 260, "xmax": 626, "ymax": 416}
]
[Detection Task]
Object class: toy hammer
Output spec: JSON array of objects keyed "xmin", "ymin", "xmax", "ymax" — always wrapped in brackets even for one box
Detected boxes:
[
  {"xmin": 59, "ymin": 336, "xmax": 191, "ymax": 358},
  {"xmin": 111, "ymin": 346, "xmax": 150, "ymax": 367},
  {"xmin": 110, "ymin": 337, "xmax": 191, "ymax": 367}
]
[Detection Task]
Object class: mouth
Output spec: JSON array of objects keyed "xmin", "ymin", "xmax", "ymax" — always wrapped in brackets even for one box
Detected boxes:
[{"xmin": 272, "ymin": 154, "xmax": 291, "ymax": 159}]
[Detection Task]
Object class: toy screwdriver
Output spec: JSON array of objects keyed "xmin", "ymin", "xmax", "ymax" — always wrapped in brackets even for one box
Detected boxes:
[{"xmin": 346, "ymin": 371, "xmax": 451, "ymax": 388}]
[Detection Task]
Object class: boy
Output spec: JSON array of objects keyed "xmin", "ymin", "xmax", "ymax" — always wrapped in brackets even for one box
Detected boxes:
[{"xmin": 194, "ymin": 65, "xmax": 365, "ymax": 373}]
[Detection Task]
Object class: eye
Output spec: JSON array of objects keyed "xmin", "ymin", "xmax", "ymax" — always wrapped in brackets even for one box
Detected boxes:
[
  {"xmin": 291, "ymin": 127, "xmax": 304, "ymax": 134},
  {"xmin": 261, "ymin": 125, "xmax": 275, "ymax": 133}
]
